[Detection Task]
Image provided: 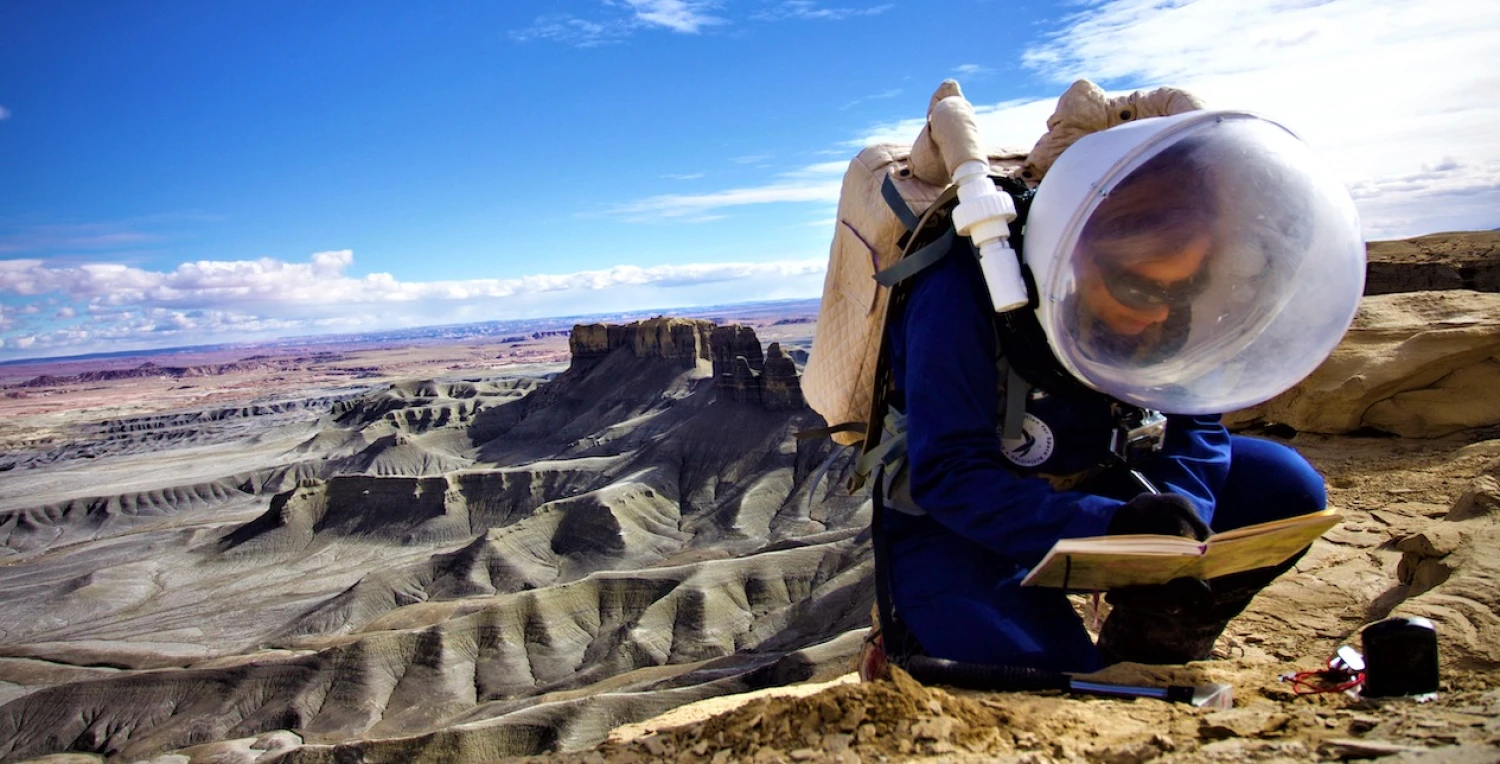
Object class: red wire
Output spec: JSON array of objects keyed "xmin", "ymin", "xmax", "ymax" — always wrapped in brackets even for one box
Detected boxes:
[{"xmin": 1285, "ymin": 668, "xmax": 1365, "ymax": 695}]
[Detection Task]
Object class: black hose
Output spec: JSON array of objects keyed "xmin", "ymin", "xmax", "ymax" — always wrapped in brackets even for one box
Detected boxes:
[{"xmin": 903, "ymin": 655, "xmax": 1071, "ymax": 692}]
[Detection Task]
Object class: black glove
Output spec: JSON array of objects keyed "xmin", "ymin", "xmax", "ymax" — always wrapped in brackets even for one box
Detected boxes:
[{"xmin": 1107, "ymin": 492, "xmax": 1211, "ymax": 541}]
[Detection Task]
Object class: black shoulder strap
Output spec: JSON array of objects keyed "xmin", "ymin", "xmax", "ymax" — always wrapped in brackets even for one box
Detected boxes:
[{"xmin": 881, "ymin": 174, "xmax": 921, "ymax": 232}]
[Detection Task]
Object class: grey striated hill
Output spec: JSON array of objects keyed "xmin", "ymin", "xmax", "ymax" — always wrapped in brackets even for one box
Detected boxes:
[{"xmin": 0, "ymin": 318, "xmax": 868, "ymax": 762}]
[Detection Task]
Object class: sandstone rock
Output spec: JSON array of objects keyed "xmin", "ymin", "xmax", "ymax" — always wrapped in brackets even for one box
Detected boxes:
[
  {"xmin": 711, "ymin": 325, "xmax": 765, "ymax": 377},
  {"xmin": 1227, "ymin": 291, "xmax": 1500, "ymax": 436},
  {"xmin": 569, "ymin": 318, "xmax": 714, "ymax": 370},
  {"xmin": 1448, "ymin": 475, "xmax": 1500, "ymax": 521},
  {"xmin": 1365, "ymin": 231, "xmax": 1500, "ymax": 296},
  {"xmin": 1380, "ymin": 468, "xmax": 1500, "ymax": 668},
  {"xmin": 722, "ymin": 356, "xmax": 762, "ymax": 406},
  {"xmin": 1199, "ymin": 708, "xmax": 1291, "ymax": 740},
  {"xmin": 709, "ymin": 326, "xmax": 805, "ymax": 412},
  {"xmin": 761, "ymin": 344, "xmax": 804, "ymax": 412}
]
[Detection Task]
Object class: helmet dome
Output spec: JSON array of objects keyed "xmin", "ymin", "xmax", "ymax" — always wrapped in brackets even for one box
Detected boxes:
[{"xmin": 1022, "ymin": 110, "xmax": 1365, "ymax": 414}]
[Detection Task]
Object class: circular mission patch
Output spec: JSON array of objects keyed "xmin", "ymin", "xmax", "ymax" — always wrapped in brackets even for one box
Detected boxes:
[{"xmin": 1000, "ymin": 413, "xmax": 1055, "ymax": 468}]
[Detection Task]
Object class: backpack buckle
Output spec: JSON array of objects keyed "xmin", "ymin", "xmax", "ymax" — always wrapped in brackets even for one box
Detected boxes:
[{"xmin": 1110, "ymin": 405, "xmax": 1167, "ymax": 465}]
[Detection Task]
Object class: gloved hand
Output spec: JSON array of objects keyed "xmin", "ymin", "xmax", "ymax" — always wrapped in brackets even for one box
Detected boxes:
[{"xmin": 1107, "ymin": 492, "xmax": 1211, "ymax": 541}]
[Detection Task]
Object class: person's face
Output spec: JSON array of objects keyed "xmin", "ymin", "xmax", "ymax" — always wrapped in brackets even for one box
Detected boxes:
[{"xmin": 1080, "ymin": 234, "xmax": 1211, "ymax": 336}]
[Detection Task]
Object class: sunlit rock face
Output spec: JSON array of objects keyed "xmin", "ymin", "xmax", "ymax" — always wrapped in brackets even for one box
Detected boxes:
[
  {"xmin": 761, "ymin": 343, "xmax": 805, "ymax": 412},
  {"xmin": 1363, "ymin": 231, "xmax": 1500, "ymax": 296},
  {"xmin": 710, "ymin": 325, "xmax": 765, "ymax": 378},
  {"xmin": 709, "ymin": 325, "xmax": 805, "ymax": 412},
  {"xmin": 1227, "ymin": 291, "xmax": 1500, "ymax": 437},
  {"xmin": 569, "ymin": 318, "xmax": 715, "ymax": 370}
]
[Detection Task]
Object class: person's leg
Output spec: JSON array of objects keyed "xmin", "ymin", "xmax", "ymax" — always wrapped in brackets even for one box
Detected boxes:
[
  {"xmin": 1211, "ymin": 435, "xmax": 1326, "ymax": 531},
  {"xmin": 886, "ymin": 519, "xmax": 1101, "ymax": 674},
  {"xmin": 1097, "ymin": 435, "xmax": 1327, "ymax": 664}
]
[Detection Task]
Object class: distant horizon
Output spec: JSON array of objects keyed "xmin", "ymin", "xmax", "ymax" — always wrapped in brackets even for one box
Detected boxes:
[{"xmin": 0, "ymin": 296, "xmax": 823, "ymax": 367}]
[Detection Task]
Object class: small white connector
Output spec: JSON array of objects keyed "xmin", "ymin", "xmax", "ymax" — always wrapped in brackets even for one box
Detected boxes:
[{"xmin": 949, "ymin": 160, "xmax": 1028, "ymax": 312}]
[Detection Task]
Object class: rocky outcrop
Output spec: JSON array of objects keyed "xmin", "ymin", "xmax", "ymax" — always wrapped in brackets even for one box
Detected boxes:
[
  {"xmin": 711, "ymin": 327, "xmax": 804, "ymax": 411},
  {"xmin": 1228, "ymin": 290, "xmax": 1500, "ymax": 437},
  {"xmin": 569, "ymin": 318, "xmax": 715, "ymax": 370},
  {"xmin": 760, "ymin": 343, "xmax": 804, "ymax": 411},
  {"xmin": 1373, "ymin": 458, "xmax": 1500, "ymax": 669},
  {"xmin": 710, "ymin": 326, "xmax": 764, "ymax": 377},
  {"xmin": 1365, "ymin": 231, "xmax": 1500, "ymax": 296}
]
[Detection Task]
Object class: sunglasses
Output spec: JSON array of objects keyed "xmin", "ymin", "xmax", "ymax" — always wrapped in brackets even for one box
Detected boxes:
[{"xmin": 1100, "ymin": 262, "xmax": 1207, "ymax": 311}]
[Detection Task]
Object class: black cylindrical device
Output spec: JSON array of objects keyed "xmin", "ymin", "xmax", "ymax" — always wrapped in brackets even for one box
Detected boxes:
[{"xmin": 1361, "ymin": 616, "xmax": 1440, "ymax": 698}]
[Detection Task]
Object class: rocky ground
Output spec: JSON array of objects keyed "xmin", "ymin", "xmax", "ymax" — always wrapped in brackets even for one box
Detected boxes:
[{"xmin": 0, "ymin": 234, "xmax": 1497, "ymax": 763}]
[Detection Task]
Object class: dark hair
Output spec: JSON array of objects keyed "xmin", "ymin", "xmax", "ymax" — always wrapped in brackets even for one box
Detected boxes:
[{"xmin": 1077, "ymin": 139, "xmax": 1218, "ymax": 268}]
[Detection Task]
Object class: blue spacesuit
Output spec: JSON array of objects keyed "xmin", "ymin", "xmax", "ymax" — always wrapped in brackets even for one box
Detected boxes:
[{"xmin": 883, "ymin": 244, "xmax": 1327, "ymax": 673}]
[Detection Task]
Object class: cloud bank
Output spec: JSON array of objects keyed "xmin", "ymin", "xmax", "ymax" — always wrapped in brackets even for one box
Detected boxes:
[{"xmin": 0, "ymin": 252, "xmax": 827, "ymax": 358}]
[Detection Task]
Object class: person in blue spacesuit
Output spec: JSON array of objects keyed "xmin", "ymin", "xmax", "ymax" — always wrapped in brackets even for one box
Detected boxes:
[{"xmin": 877, "ymin": 122, "xmax": 1350, "ymax": 673}]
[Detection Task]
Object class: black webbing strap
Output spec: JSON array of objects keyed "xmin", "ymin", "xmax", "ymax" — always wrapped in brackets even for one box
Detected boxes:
[
  {"xmin": 874, "ymin": 228, "xmax": 955, "ymax": 288},
  {"xmin": 881, "ymin": 174, "xmax": 921, "ymax": 232},
  {"xmin": 794, "ymin": 422, "xmax": 866, "ymax": 440},
  {"xmin": 1002, "ymin": 365, "xmax": 1029, "ymax": 442}
]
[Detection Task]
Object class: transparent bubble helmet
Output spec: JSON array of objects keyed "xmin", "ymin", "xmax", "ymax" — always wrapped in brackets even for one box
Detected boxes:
[{"xmin": 1022, "ymin": 111, "xmax": 1366, "ymax": 414}]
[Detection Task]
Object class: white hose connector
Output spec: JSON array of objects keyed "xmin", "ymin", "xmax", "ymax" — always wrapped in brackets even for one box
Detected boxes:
[{"xmin": 949, "ymin": 160, "xmax": 1027, "ymax": 312}]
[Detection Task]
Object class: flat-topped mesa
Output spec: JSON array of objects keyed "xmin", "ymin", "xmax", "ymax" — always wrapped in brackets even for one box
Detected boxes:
[
  {"xmin": 712, "ymin": 324, "xmax": 804, "ymax": 411},
  {"xmin": 568, "ymin": 317, "xmax": 715, "ymax": 370}
]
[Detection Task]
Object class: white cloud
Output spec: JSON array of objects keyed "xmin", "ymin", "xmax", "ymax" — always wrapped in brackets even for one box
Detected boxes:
[
  {"xmin": 625, "ymin": 0, "xmax": 725, "ymax": 33},
  {"xmin": 510, "ymin": 0, "xmax": 724, "ymax": 45},
  {"xmin": 0, "ymin": 250, "xmax": 829, "ymax": 358},
  {"xmin": 1018, "ymin": 0, "xmax": 1500, "ymax": 236},
  {"xmin": 851, "ymin": 96, "xmax": 1060, "ymax": 151},
  {"xmin": 1344, "ymin": 159, "xmax": 1500, "ymax": 239},
  {"xmin": 953, "ymin": 64, "xmax": 992, "ymax": 76},
  {"xmin": 612, "ymin": 182, "xmax": 840, "ymax": 218},
  {"xmin": 609, "ymin": 159, "xmax": 846, "ymax": 219},
  {"xmin": 751, "ymin": 1, "xmax": 893, "ymax": 21},
  {"xmin": 0, "ymin": 250, "xmax": 826, "ymax": 307},
  {"xmin": 0, "ymin": 223, "xmax": 157, "ymax": 254},
  {"xmin": 841, "ymin": 88, "xmax": 903, "ymax": 111},
  {"xmin": 730, "ymin": 152, "xmax": 775, "ymax": 165},
  {"xmin": 509, "ymin": 15, "xmax": 632, "ymax": 46},
  {"xmin": 662, "ymin": 171, "xmax": 706, "ymax": 180}
]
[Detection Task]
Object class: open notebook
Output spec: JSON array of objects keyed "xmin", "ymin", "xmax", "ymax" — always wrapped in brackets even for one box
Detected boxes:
[{"xmin": 1021, "ymin": 509, "xmax": 1342, "ymax": 590}]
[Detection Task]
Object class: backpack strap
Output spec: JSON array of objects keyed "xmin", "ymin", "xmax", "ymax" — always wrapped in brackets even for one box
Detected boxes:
[
  {"xmin": 881, "ymin": 174, "xmax": 922, "ymax": 232},
  {"xmin": 875, "ymin": 228, "xmax": 955, "ymax": 288},
  {"xmin": 793, "ymin": 422, "xmax": 867, "ymax": 441},
  {"xmin": 1000, "ymin": 358, "xmax": 1030, "ymax": 443}
]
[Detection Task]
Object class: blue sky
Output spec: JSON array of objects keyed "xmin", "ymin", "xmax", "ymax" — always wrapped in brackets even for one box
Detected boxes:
[{"xmin": 2, "ymin": 0, "xmax": 1498, "ymax": 361}]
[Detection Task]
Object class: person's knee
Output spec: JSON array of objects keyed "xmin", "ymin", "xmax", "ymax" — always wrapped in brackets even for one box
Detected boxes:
[{"xmin": 1229, "ymin": 436, "xmax": 1326, "ymax": 514}]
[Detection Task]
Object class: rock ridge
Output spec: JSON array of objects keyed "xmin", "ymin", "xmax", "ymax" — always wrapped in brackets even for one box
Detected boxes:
[
  {"xmin": 568, "ymin": 317, "xmax": 715, "ymax": 370},
  {"xmin": 565, "ymin": 319, "xmax": 804, "ymax": 412},
  {"xmin": 709, "ymin": 325, "xmax": 804, "ymax": 411}
]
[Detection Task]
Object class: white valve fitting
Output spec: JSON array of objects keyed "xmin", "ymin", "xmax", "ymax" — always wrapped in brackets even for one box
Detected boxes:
[{"xmin": 949, "ymin": 160, "xmax": 1028, "ymax": 312}]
